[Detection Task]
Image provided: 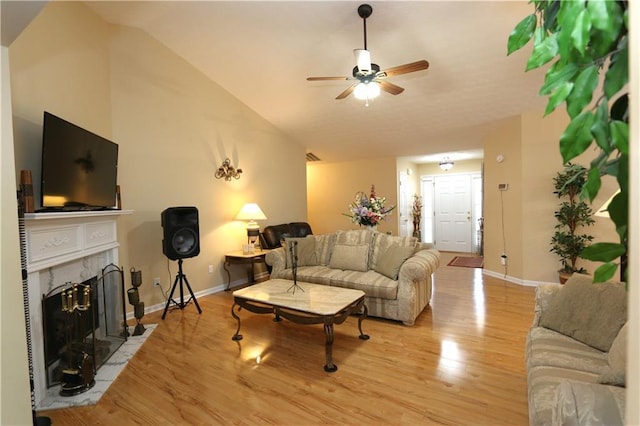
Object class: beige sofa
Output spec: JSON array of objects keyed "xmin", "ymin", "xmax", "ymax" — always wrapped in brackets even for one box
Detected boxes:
[
  {"xmin": 526, "ymin": 274, "xmax": 628, "ymax": 425},
  {"xmin": 265, "ymin": 229, "xmax": 440, "ymax": 325}
]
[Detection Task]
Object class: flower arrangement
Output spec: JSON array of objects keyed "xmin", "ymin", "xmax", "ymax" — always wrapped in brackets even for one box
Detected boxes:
[{"xmin": 344, "ymin": 185, "xmax": 396, "ymax": 227}]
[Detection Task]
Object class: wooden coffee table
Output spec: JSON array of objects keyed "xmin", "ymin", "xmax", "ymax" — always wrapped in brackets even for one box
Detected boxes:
[{"xmin": 230, "ymin": 279, "xmax": 369, "ymax": 372}]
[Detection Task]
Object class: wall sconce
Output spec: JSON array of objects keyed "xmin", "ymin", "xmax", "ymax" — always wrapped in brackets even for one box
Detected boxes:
[
  {"xmin": 215, "ymin": 158, "xmax": 242, "ymax": 181},
  {"xmin": 235, "ymin": 203, "xmax": 267, "ymax": 246},
  {"xmin": 439, "ymin": 157, "xmax": 454, "ymax": 171}
]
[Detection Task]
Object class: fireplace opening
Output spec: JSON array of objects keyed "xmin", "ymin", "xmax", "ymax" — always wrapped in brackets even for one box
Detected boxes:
[{"xmin": 42, "ymin": 264, "xmax": 127, "ymax": 389}]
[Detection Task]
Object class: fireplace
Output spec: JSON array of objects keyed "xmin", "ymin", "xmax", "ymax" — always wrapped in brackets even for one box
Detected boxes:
[
  {"xmin": 42, "ymin": 265, "xmax": 126, "ymax": 389},
  {"xmin": 23, "ymin": 210, "xmax": 132, "ymax": 405}
]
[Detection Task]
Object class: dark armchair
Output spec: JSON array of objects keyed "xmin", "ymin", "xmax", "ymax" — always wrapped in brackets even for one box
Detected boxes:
[{"xmin": 260, "ymin": 222, "xmax": 313, "ymax": 250}]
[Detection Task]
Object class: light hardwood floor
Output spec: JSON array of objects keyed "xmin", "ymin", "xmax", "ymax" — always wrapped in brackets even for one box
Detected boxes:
[{"xmin": 38, "ymin": 252, "xmax": 535, "ymax": 425}]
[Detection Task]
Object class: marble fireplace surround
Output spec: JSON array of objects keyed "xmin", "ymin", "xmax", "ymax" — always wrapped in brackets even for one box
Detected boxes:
[{"xmin": 24, "ymin": 210, "xmax": 132, "ymax": 406}]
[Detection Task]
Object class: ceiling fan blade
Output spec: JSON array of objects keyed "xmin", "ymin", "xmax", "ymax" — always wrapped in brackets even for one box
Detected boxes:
[
  {"xmin": 336, "ymin": 85, "xmax": 356, "ymax": 100},
  {"xmin": 307, "ymin": 76, "xmax": 349, "ymax": 81},
  {"xmin": 378, "ymin": 80, "xmax": 404, "ymax": 96},
  {"xmin": 381, "ymin": 60, "xmax": 430, "ymax": 78}
]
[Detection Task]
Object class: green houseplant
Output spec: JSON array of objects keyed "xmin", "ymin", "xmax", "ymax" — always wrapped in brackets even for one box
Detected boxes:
[
  {"xmin": 550, "ymin": 163, "xmax": 594, "ymax": 282},
  {"xmin": 508, "ymin": 0, "xmax": 629, "ymax": 282}
]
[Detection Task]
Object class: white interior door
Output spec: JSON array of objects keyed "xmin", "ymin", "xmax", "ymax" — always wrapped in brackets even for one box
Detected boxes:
[
  {"xmin": 398, "ymin": 172, "xmax": 410, "ymax": 237},
  {"xmin": 435, "ymin": 174, "xmax": 472, "ymax": 252}
]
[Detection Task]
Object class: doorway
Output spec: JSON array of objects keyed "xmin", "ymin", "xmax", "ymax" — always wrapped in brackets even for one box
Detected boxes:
[{"xmin": 421, "ymin": 172, "xmax": 483, "ymax": 253}]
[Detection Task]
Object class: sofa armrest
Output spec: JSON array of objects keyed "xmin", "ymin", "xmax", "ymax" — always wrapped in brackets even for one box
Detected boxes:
[
  {"xmin": 399, "ymin": 249, "xmax": 440, "ymax": 281},
  {"xmin": 532, "ymin": 283, "xmax": 562, "ymax": 327},
  {"xmin": 265, "ymin": 247, "xmax": 286, "ymax": 274}
]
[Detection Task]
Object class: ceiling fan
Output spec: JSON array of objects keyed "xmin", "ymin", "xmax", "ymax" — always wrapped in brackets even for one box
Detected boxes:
[{"xmin": 307, "ymin": 4, "xmax": 429, "ymax": 103}]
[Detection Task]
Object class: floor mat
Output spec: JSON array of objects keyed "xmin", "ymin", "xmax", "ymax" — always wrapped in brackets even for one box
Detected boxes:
[{"xmin": 447, "ymin": 256, "xmax": 484, "ymax": 268}]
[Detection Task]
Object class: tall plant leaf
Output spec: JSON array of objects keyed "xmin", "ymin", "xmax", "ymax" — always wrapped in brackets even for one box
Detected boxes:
[
  {"xmin": 570, "ymin": 9, "xmax": 591, "ymax": 55},
  {"xmin": 507, "ymin": 14, "xmax": 537, "ymax": 55},
  {"xmin": 544, "ymin": 82, "xmax": 573, "ymax": 116},
  {"xmin": 604, "ymin": 45, "xmax": 628, "ymax": 98},
  {"xmin": 559, "ymin": 111, "xmax": 595, "ymax": 162},
  {"xmin": 566, "ymin": 65, "xmax": 598, "ymax": 118},
  {"xmin": 581, "ymin": 242, "xmax": 626, "ymax": 262},
  {"xmin": 540, "ymin": 62, "xmax": 579, "ymax": 96},
  {"xmin": 526, "ymin": 32, "xmax": 558, "ymax": 71},
  {"xmin": 593, "ymin": 262, "xmax": 618, "ymax": 283}
]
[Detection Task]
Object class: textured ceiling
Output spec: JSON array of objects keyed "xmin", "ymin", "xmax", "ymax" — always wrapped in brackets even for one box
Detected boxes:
[{"xmin": 86, "ymin": 1, "xmax": 547, "ymax": 164}]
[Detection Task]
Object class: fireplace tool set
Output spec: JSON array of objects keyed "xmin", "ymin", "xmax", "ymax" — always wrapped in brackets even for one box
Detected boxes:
[{"xmin": 59, "ymin": 283, "xmax": 96, "ymax": 396}]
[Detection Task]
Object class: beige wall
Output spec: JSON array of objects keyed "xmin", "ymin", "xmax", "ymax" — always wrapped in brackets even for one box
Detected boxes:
[
  {"xmin": 307, "ymin": 157, "xmax": 398, "ymax": 235},
  {"xmin": 9, "ymin": 2, "xmax": 307, "ymax": 311},
  {"xmin": 482, "ymin": 116, "xmax": 524, "ymax": 278},
  {"xmin": 1, "ymin": 46, "xmax": 32, "ymax": 426},
  {"xmin": 483, "ymin": 110, "xmax": 620, "ymax": 284}
]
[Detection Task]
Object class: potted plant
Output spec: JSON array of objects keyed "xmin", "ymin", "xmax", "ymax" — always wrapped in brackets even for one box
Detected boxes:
[
  {"xmin": 550, "ymin": 163, "xmax": 594, "ymax": 283},
  {"xmin": 411, "ymin": 194, "xmax": 422, "ymax": 240}
]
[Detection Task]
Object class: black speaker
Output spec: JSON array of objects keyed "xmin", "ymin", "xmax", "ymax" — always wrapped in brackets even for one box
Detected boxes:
[{"xmin": 161, "ymin": 207, "xmax": 200, "ymax": 260}]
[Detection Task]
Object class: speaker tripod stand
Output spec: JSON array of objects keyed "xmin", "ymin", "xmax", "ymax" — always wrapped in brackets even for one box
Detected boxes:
[{"xmin": 162, "ymin": 259, "xmax": 202, "ymax": 319}]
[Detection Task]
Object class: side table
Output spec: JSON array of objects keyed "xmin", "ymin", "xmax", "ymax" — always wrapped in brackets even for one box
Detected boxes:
[{"xmin": 223, "ymin": 250, "xmax": 269, "ymax": 291}]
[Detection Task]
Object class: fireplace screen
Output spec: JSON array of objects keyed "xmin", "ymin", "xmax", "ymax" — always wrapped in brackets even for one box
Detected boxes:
[{"xmin": 42, "ymin": 263, "xmax": 127, "ymax": 388}]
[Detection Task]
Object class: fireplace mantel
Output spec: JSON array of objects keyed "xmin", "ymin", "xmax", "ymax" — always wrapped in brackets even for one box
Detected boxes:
[
  {"xmin": 23, "ymin": 209, "xmax": 132, "ymax": 406},
  {"xmin": 24, "ymin": 210, "xmax": 133, "ymax": 273}
]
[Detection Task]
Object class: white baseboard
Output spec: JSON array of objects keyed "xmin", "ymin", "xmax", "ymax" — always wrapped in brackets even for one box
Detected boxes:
[
  {"xmin": 482, "ymin": 268, "xmax": 555, "ymax": 287},
  {"xmin": 127, "ymin": 271, "xmax": 269, "ymax": 319}
]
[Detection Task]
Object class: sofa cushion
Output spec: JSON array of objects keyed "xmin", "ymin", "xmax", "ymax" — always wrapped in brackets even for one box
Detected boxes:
[
  {"xmin": 527, "ymin": 365, "xmax": 601, "ymax": 426},
  {"xmin": 374, "ymin": 243, "xmax": 415, "ymax": 280},
  {"xmin": 539, "ymin": 274, "xmax": 627, "ymax": 351},
  {"xmin": 315, "ymin": 233, "xmax": 336, "ymax": 266},
  {"xmin": 330, "ymin": 270, "xmax": 398, "ymax": 299},
  {"xmin": 526, "ymin": 326, "xmax": 608, "ymax": 375},
  {"xmin": 370, "ymin": 233, "xmax": 417, "ymax": 270},
  {"xmin": 284, "ymin": 236, "xmax": 318, "ymax": 267},
  {"xmin": 335, "ymin": 229, "xmax": 375, "ymax": 245},
  {"xmin": 329, "ymin": 244, "xmax": 369, "ymax": 272},
  {"xmin": 277, "ymin": 265, "xmax": 341, "ymax": 286},
  {"xmin": 598, "ymin": 322, "xmax": 628, "ymax": 387},
  {"xmin": 553, "ymin": 380, "xmax": 625, "ymax": 426}
]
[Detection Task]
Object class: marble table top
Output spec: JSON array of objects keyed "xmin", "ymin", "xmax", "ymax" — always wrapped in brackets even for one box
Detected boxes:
[{"xmin": 232, "ymin": 279, "xmax": 365, "ymax": 316}]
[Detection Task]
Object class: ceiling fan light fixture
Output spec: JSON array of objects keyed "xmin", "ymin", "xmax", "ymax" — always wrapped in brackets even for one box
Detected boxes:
[
  {"xmin": 354, "ymin": 81, "xmax": 380, "ymax": 100},
  {"xmin": 354, "ymin": 49, "xmax": 371, "ymax": 72}
]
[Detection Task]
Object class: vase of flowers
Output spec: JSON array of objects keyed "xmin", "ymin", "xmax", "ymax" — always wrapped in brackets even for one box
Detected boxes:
[{"xmin": 344, "ymin": 185, "xmax": 396, "ymax": 228}]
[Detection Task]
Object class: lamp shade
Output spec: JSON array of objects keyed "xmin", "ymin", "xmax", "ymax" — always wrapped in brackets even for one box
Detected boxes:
[{"xmin": 235, "ymin": 203, "xmax": 267, "ymax": 228}]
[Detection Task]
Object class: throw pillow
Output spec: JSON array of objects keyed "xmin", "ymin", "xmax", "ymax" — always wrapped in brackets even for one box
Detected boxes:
[
  {"xmin": 598, "ymin": 322, "xmax": 628, "ymax": 387},
  {"xmin": 314, "ymin": 233, "xmax": 336, "ymax": 266},
  {"xmin": 370, "ymin": 233, "xmax": 417, "ymax": 270},
  {"xmin": 284, "ymin": 236, "xmax": 317, "ymax": 268},
  {"xmin": 328, "ymin": 244, "xmax": 369, "ymax": 272},
  {"xmin": 539, "ymin": 274, "xmax": 627, "ymax": 351},
  {"xmin": 374, "ymin": 243, "xmax": 415, "ymax": 280}
]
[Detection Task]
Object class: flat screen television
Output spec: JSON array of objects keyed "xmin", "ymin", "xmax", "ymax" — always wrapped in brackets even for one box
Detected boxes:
[{"xmin": 40, "ymin": 112, "xmax": 119, "ymax": 211}]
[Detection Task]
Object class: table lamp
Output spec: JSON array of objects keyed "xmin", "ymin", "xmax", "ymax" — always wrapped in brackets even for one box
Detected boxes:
[{"xmin": 235, "ymin": 203, "xmax": 267, "ymax": 247}]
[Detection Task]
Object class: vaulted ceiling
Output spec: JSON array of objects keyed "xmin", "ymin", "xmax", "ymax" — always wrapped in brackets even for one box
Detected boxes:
[{"xmin": 36, "ymin": 1, "xmax": 551, "ymax": 164}]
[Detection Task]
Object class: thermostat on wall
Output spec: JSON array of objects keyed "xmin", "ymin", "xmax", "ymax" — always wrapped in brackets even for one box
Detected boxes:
[{"xmin": 498, "ymin": 183, "xmax": 509, "ymax": 191}]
